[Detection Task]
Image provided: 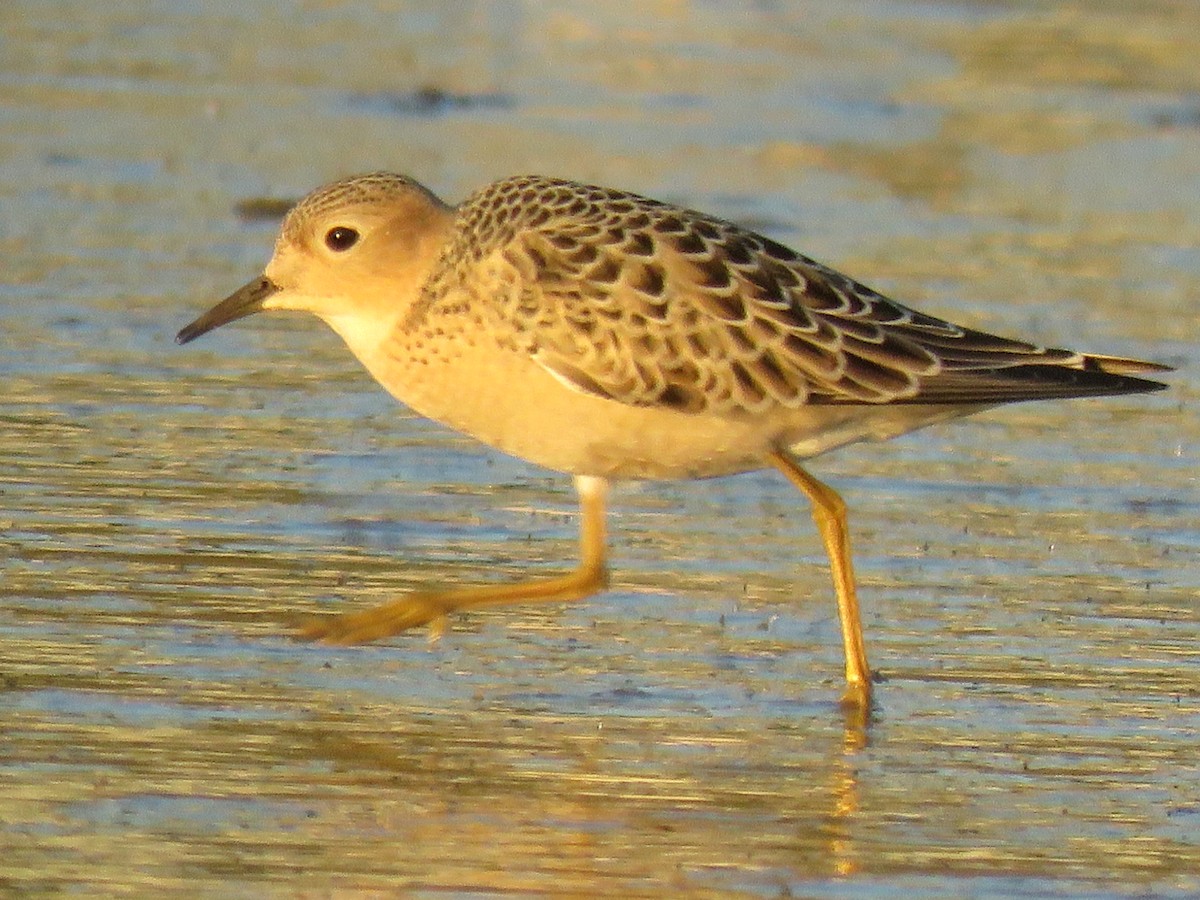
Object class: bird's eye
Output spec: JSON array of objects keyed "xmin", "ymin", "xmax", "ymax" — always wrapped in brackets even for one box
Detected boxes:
[{"xmin": 324, "ymin": 226, "xmax": 360, "ymax": 252}]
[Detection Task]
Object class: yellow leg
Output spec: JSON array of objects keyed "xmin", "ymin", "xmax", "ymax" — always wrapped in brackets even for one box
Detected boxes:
[
  {"xmin": 765, "ymin": 450, "xmax": 873, "ymax": 708},
  {"xmin": 300, "ymin": 475, "xmax": 610, "ymax": 643}
]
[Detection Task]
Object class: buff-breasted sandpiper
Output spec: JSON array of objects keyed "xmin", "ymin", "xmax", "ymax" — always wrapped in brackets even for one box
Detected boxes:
[{"xmin": 178, "ymin": 173, "xmax": 1171, "ymax": 707}]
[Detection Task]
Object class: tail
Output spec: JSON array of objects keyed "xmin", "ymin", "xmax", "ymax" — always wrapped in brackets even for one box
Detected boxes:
[
  {"xmin": 896, "ymin": 351, "xmax": 1173, "ymax": 405},
  {"xmin": 1078, "ymin": 353, "xmax": 1174, "ymax": 378}
]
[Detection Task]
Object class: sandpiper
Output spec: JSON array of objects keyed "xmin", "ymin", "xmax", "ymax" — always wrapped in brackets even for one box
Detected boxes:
[{"xmin": 178, "ymin": 173, "xmax": 1171, "ymax": 706}]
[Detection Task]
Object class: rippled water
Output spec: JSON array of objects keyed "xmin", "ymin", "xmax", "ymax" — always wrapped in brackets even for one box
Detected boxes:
[{"xmin": 3, "ymin": 1, "xmax": 1198, "ymax": 896}]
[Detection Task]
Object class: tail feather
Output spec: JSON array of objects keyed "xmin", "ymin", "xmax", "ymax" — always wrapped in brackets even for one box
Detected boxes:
[
  {"xmin": 854, "ymin": 354, "xmax": 1174, "ymax": 406},
  {"xmin": 1079, "ymin": 353, "xmax": 1175, "ymax": 377}
]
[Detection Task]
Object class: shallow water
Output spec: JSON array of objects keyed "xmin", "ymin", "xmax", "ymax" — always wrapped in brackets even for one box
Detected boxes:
[{"xmin": 3, "ymin": 1, "xmax": 1199, "ymax": 896}]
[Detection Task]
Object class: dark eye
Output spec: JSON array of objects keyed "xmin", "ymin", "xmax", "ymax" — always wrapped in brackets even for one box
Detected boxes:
[{"xmin": 324, "ymin": 226, "xmax": 359, "ymax": 252}]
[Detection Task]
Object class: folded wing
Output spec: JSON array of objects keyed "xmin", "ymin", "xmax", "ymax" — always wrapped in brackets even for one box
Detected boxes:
[{"xmin": 441, "ymin": 177, "xmax": 1170, "ymax": 415}]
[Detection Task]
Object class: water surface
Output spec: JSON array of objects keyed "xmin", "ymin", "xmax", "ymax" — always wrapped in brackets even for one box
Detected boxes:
[{"xmin": 2, "ymin": 1, "xmax": 1198, "ymax": 896}]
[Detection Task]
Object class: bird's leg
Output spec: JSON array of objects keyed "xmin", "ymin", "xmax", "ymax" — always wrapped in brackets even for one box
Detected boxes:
[
  {"xmin": 765, "ymin": 450, "xmax": 873, "ymax": 708},
  {"xmin": 300, "ymin": 475, "xmax": 610, "ymax": 643}
]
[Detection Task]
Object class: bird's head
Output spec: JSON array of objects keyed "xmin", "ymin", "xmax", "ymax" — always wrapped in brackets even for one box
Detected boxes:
[{"xmin": 176, "ymin": 173, "xmax": 454, "ymax": 355}]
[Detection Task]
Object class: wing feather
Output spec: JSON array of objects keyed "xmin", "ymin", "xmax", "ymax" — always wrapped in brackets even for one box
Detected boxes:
[{"xmin": 426, "ymin": 177, "xmax": 1170, "ymax": 413}]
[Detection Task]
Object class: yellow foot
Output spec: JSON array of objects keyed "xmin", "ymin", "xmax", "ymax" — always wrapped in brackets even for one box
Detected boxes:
[
  {"xmin": 297, "ymin": 562, "xmax": 608, "ymax": 646},
  {"xmin": 839, "ymin": 674, "xmax": 875, "ymax": 717},
  {"xmin": 299, "ymin": 592, "xmax": 453, "ymax": 644},
  {"xmin": 298, "ymin": 475, "xmax": 611, "ymax": 647}
]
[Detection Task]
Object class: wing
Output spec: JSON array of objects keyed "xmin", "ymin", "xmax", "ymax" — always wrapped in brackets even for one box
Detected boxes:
[{"xmin": 440, "ymin": 177, "xmax": 1170, "ymax": 414}]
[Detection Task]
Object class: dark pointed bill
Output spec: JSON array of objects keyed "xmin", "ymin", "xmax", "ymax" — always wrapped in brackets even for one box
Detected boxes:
[{"xmin": 175, "ymin": 276, "xmax": 280, "ymax": 345}]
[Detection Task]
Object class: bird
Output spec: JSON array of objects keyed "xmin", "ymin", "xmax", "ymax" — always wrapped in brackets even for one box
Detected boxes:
[{"xmin": 177, "ymin": 172, "xmax": 1171, "ymax": 707}]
